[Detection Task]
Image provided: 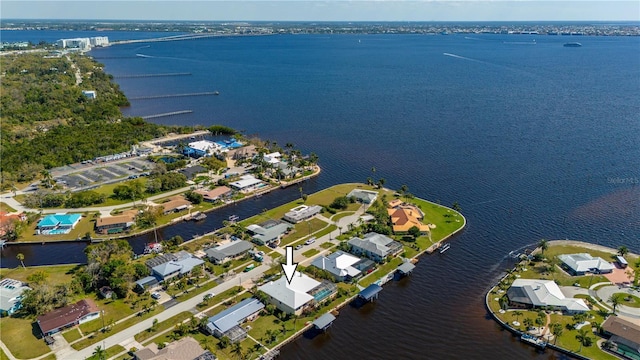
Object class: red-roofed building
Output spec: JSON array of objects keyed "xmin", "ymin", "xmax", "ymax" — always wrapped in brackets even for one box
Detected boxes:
[
  {"xmin": 0, "ymin": 212, "xmax": 26, "ymax": 239},
  {"xmin": 37, "ymin": 299, "xmax": 100, "ymax": 336}
]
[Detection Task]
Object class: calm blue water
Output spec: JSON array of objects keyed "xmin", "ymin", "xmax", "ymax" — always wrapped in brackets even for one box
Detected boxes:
[{"xmin": 3, "ymin": 32, "xmax": 640, "ymax": 359}]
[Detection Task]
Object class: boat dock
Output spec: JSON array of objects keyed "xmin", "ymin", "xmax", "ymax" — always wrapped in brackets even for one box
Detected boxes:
[
  {"xmin": 113, "ymin": 72, "xmax": 192, "ymax": 79},
  {"xmin": 141, "ymin": 110, "xmax": 193, "ymax": 120},
  {"xmin": 130, "ymin": 91, "xmax": 219, "ymax": 100}
]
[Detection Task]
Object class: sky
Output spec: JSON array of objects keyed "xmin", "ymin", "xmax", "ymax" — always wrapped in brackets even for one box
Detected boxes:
[{"xmin": 1, "ymin": 1, "xmax": 639, "ymax": 22}]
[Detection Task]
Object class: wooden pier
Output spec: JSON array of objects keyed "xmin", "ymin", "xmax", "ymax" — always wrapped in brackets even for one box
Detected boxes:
[
  {"xmin": 141, "ymin": 110, "xmax": 193, "ymax": 120},
  {"xmin": 113, "ymin": 72, "xmax": 192, "ymax": 79},
  {"xmin": 130, "ymin": 92, "xmax": 219, "ymax": 100}
]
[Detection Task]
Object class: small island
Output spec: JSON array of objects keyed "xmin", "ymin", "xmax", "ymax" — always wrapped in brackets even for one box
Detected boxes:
[{"xmin": 486, "ymin": 240, "xmax": 640, "ymax": 359}]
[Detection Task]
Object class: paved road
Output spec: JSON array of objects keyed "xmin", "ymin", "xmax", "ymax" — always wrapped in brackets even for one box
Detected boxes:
[
  {"xmin": 595, "ymin": 285, "xmax": 640, "ymax": 319},
  {"xmin": 68, "ymin": 263, "xmax": 272, "ymax": 360}
]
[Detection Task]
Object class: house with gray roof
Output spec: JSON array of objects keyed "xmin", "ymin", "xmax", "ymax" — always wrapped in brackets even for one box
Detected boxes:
[
  {"xmin": 506, "ymin": 278, "xmax": 589, "ymax": 313},
  {"xmin": 205, "ymin": 240, "xmax": 253, "ymax": 264},
  {"xmin": 0, "ymin": 278, "xmax": 30, "ymax": 316},
  {"xmin": 258, "ymin": 272, "xmax": 337, "ymax": 315},
  {"xmin": 310, "ymin": 251, "xmax": 362, "ymax": 282},
  {"xmin": 558, "ymin": 253, "xmax": 614, "ymax": 276},
  {"xmin": 246, "ymin": 221, "xmax": 293, "ymax": 245},
  {"xmin": 205, "ymin": 298, "xmax": 264, "ymax": 343},
  {"xmin": 283, "ymin": 205, "xmax": 323, "ymax": 224},
  {"xmin": 133, "ymin": 336, "xmax": 214, "ymax": 360},
  {"xmin": 347, "ymin": 232, "xmax": 403, "ymax": 263},
  {"xmin": 150, "ymin": 251, "xmax": 204, "ymax": 282},
  {"xmin": 347, "ymin": 189, "xmax": 379, "ymax": 204}
]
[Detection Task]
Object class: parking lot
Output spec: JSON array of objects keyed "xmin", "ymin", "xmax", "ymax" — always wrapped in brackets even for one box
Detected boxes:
[{"xmin": 52, "ymin": 158, "xmax": 152, "ymax": 190}]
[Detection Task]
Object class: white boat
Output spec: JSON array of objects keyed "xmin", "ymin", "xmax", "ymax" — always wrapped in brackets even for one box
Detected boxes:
[{"xmin": 439, "ymin": 243, "xmax": 451, "ymax": 253}]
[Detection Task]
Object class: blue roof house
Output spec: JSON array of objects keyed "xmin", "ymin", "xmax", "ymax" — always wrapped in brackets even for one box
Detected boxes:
[{"xmin": 36, "ymin": 214, "xmax": 82, "ymax": 235}]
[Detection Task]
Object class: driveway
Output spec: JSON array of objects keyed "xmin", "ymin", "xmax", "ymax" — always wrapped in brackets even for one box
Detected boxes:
[{"xmin": 595, "ymin": 285, "xmax": 640, "ymax": 318}]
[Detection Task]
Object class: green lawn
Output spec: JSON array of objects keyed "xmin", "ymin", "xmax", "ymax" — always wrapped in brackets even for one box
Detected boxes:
[
  {"xmin": 73, "ymin": 306, "xmax": 162, "ymax": 350},
  {"xmin": 0, "ymin": 202, "xmax": 17, "ymax": 213},
  {"xmin": 320, "ymin": 242, "xmax": 335, "ymax": 250},
  {"xmin": 620, "ymin": 294, "xmax": 640, "ymax": 308},
  {"xmin": 86, "ymin": 344, "xmax": 126, "ymax": 360},
  {"xmin": 543, "ymin": 245, "xmax": 622, "ymax": 263},
  {"xmin": 134, "ymin": 311, "xmax": 192, "ymax": 343},
  {"xmin": 0, "ymin": 264, "xmax": 80, "ymax": 284},
  {"xmin": 19, "ymin": 214, "xmax": 96, "ymax": 242},
  {"xmin": 358, "ymin": 257, "xmax": 403, "ymax": 287},
  {"xmin": 0, "ymin": 316, "xmax": 52, "ymax": 359},
  {"xmin": 302, "ymin": 248, "xmax": 320, "ymax": 257},
  {"xmin": 280, "ymin": 218, "xmax": 328, "ymax": 246},
  {"xmin": 331, "ymin": 211, "xmax": 355, "ymax": 222},
  {"xmin": 0, "ymin": 348, "xmax": 9, "ymax": 360},
  {"xmin": 62, "ymin": 327, "xmax": 82, "ymax": 343}
]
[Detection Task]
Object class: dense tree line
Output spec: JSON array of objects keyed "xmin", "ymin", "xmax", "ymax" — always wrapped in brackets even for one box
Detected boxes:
[{"xmin": 0, "ymin": 53, "xmax": 192, "ymax": 182}]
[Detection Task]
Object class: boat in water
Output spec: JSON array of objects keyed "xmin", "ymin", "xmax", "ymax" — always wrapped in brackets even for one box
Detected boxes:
[
  {"xmin": 564, "ymin": 42, "xmax": 582, "ymax": 47},
  {"xmin": 520, "ymin": 334, "xmax": 547, "ymax": 349},
  {"xmin": 143, "ymin": 242, "xmax": 163, "ymax": 254},
  {"xmin": 191, "ymin": 211, "xmax": 207, "ymax": 221},
  {"xmin": 439, "ymin": 243, "xmax": 451, "ymax": 253}
]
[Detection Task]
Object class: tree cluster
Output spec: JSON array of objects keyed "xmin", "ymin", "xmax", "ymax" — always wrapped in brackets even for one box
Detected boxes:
[{"xmin": 76, "ymin": 240, "xmax": 138, "ymax": 298}]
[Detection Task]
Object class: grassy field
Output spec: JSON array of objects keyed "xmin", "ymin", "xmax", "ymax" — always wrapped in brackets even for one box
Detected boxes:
[
  {"xmin": 0, "ymin": 264, "xmax": 80, "ymax": 284},
  {"xmin": 358, "ymin": 257, "xmax": 403, "ymax": 287},
  {"xmin": 320, "ymin": 242, "xmax": 335, "ymax": 250},
  {"xmin": 0, "ymin": 348, "xmax": 9, "ymax": 360},
  {"xmin": 0, "ymin": 316, "xmax": 52, "ymax": 359},
  {"xmin": 281, "ymin": 218, "xmax": 329, "ymax": 246},
  {"xmin": 18, "ymin": 214, "xmax": 96, "ymax": 242},
  {"xmin": 62, "ymin": 327, "xmax": 82, "ymax": 343},
  {"xmin": 331, "ymin": 211, "xmax": 355, "ymax": 222},
  {"xmin": 86, "ymin": 344, "xmax": 126, "ymax": 360},
  {"xmin": 135, "ymin": 311, "xmax": 192, "ymax": 343},
  {"xmin": 302, "ymin": 248, "xmax": 320, "ymax": 257},
  {"xmin": 0, "ymin": 202, "xmax": 17, "ymax": 213}
]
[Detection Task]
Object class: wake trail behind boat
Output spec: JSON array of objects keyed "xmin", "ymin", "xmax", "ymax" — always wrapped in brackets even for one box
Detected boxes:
[{"xmin": 442, "ymin": 52, "xmax": 490, "ymax": 65}]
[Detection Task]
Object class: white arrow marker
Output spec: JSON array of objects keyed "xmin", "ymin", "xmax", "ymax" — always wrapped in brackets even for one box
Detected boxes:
[{"xmin": 281, "ymin": 246, "xmax": 298, "ymax": 285}]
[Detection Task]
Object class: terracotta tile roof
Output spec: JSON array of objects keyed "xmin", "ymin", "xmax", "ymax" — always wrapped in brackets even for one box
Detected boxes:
[
  {"xmin": 37, "ymin": 299, "xmax": 99, "ymax": 335},
  {"xmin": 389, "ymin": 208, "xmax": 430, "ymax": 233},
  {"xmin": 161, "ymin": 198, "xmax": 191, "ymax": 212},
  {"xmin": 195, "ymin": 186, "xmax": 232, "ymax": 200}
]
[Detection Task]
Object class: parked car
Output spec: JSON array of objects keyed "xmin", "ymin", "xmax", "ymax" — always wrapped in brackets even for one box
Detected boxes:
[
  {"xmin": 295, "ymin": 244, "xmax": 303, "ymax": 250},
  {"xmin": 243, "ymin": 264, "xmax": 256, "ymax": 272},
  {"xmin": 203, "ymin": 292, "xmax": 215, "ymax": 300},
  {"xmin": 304, "ymin": 237, "xmax": 316, "ymax": 245},
  {"xmin": 151, "ymin": 292, "xmax": 161, "ymax": 300}
]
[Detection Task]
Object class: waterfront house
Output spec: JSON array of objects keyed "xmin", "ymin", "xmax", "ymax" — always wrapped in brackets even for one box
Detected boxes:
[
  {"xmin": 347, "ymin": 189, "xmax": 378, "ymax": 204},
  {"xmin": 258, "ymin": 272, "xmax": 337, "ymax": 315},
  {"xmin": 602, "ymin": 316, "xmax": 640, "ymax": 354},
  {"xmin": 205, "ymin": 297, "xmax": 265, "ymax": 342},
  {"xmin": 37, "ymin": 299, "xmax": 100, "ymax": 336},
  {"xmin": 506, "ymin": 279, "xmax": 589, "ymax": 313},
  {"xmin": 274, "ymin": 162, "xmax": 301, "ymax": 179},
  {"xmin": 195, "ymin": 186, "xmax": 233, "ymax": 202},
  {"xmin": 205, "ymin": 240, "xmax": 253, "ymax": 264},
  {"xmin": 347, "ymin": 232, "xmax": 404, "ymax": 263},
  {"xmin": 229, "ymin": 175, "xmax": 264, "ymax": 192},
  {"xmin": 147, "ymin": 251, "xmax": 204, "ymax": 282},
  {"xmin": 160, "ymin": 197, "xmax": 191, "ymax": 215},
  {"xmin": 0, "ymin": 278, "xmax": 30, "ymax": 316},
  {"xmin": 246, "ymin": 220, "xmax": 293, "ymax": 246},
  {"xmin": 133, "ymin": 336, "xmax": 212, "ymax": 360},
  {"xmin": 557, "ymin": 253, "xmax": 614, "ymax": 275},
  {"xmin": 387, "ymin": 202, "xmax": 431, "ymax": 233},
  {"xmin": 95, "ymin": 213, "xmax": 136, "ymax": 234},
  {"xmin": 263, "ymin": 152, "xmax": 281, "ymax": 164},
  {"xmin": 36, "ymin": 213, "xmax": 82, "ymax": 235},
  {"xmin": 310, "ymin": 251, "xmax": 363, "ymax": 282},
  {"xmin": 283, "ymin": 205, "xmax": 323, "ymax": 224},
  {"xmin": 227, "ymin": 145, "xmax": 257, "ymax": 160}
]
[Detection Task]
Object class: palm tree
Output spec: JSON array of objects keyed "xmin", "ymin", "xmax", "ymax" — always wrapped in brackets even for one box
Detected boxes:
[
  {"xmin": 538, "ymin": 239, "xmax": 549, "ymax": 255},
  {"xmin": 366, "ymin": 177, "xmax": 374, "ymax": 186},
  {"xmin": 377, "ymin": 178, "xmax": 386, "ymax": 189},
  {"xmin": 452, "ymin": 201, "xmax": 462, "ymax": 212},
  {"xmin": 523, "ymin": 318, "xmax": 533, "ymax": 330},
  {"xmin": 550, "ymin": 322, "xmax": 563, "ymax": 344},
  {"xmin": 16, "ymin": 253, "xmax": 25, "ymax": 268},
  {"xmin": 512, "ymin": 310, "xmax": 523, "ymax": 322},
  {"xmin": 231, "ymin": 342, "xmax": 243, "ymax": 359},
  {"xmin": 40, "ymin": 170, "xmax": 54, "ymax": 188},
  {"xmin": 618, "ymin": 246, "xmax": 629, "ymax": 257},
  {"xmin": 92, "ymin": 345, "xmax": 106, "ymax": 360},
  {"xmin": 609, "ymin": 293, "xmax": 622, "ymax": 314},
  {"xmin": 575, "ymin": 328, "xmax": 593, "ymax": 352}
]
